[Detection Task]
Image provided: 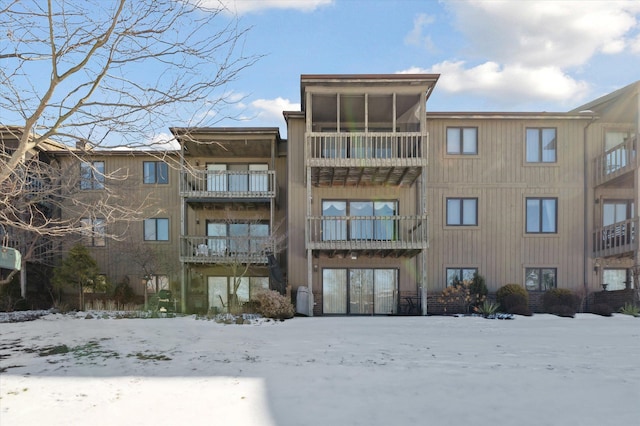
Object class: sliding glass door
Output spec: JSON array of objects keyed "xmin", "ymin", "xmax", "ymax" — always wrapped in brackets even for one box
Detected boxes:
[{"xmin": 322, "ymin": 268, "xmax": 398, "ymax": 315}]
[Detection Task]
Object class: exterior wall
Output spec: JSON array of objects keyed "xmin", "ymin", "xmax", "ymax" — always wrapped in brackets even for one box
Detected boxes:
[
  {"xmin": 426, "ymin": 116, "xmax": 593, "ymax": 294},
  {"xmin": 57, "ymin": 152, "xmax": 182, "ymax": 296},
  {"xmin": 286, "ymin": 115, "xmax": 307, "ymax": 294}
]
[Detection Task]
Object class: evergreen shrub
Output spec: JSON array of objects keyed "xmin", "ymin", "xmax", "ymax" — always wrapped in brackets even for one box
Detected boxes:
[{"xmin": 496, "ymin": 284, "xmax": 528, "ymax": 312}]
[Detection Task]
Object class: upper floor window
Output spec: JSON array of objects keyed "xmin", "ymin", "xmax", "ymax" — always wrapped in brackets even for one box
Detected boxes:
[
  {"xmin": 80, "ymin": 161, "xmax": 105, "ymax": 190},
  {"xmin": 206, "ymin": 163, "xmax": 268, "ymax": 192},
  {"xmin": 447, "ymin": 127, "xmax": 478, "ymax": 155},
  {"xmin": 526, "ymin": 128, "xmax": 556, "ymax": 163},
  {"xmin": 80, "ymin": 218, "xmax": 105, "ymax": 247},
  {"xmin": 446, "ymin": 198, "xmax": 478, "ymax": 226},
  {"xmin": 446, "ymin": 268, "xmax": 478, "ymax": 287},
  {"xmin": 206, "ymin": 221, "xmax": 269, "ymax": 254},
  {"xmin": 144, "ymin": 218, "xmax": 169, "ymax": 241},
  {"xmin": 603, "ymin": 200, "xmax": 634, "ymax": 226},
  {"xmin": 526, "ymin": 198, "xmax": 557, "ymax": 233},
  {"xmin": 321, "ymin": 200, "xmax": 398, "ymax": 241},
  {"xmin": 143, "ymin": 161, "xmax": 168, "ymax": 184},
  {"xmin": 525, "ymin": 268, "xmax": 556, "ymax": 291}
]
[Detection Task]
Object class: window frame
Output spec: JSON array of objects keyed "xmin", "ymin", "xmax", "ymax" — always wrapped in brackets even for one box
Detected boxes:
[
  {"xmin": 80, "ymin": 217, "xmax": 106, "ymax": 247},
  {"xmin": 446, "ymin": 197, "xmax": 478, "ymax": 226},
  {"xmin": 321, "ymin": 199, "xmax": 399, "ymax": 241},
  {"xmin": 143, "ymin": 161, "xmax": 169, "ymax": 184},
  {"xmin": 525, "ymin": 267, "xmax": 557, "ymax": 291},
  {"xmin": 80, "ymin": 161, "xmax": 105, "ymax": 190},
  {"xmin": 525, "ymin": 127, "xmax": 557, "ymax": 163},
  {"xmin": 144, "ymin": 218, "xmax": 170, "ymax": 241},
  {"xmin": 445, "ymin": 267, "xmax": 478, "ymax": 287},
  {"xmin": 525, "ymin": 197, "xmax": 558, "ymax": 234},
  {"xmin": 446, "ymin": 127, "xmax": 478, "ymax": 155},
  {"xmin": 322, "ymin": 267, "xmax": 399, "ymax": 315}
]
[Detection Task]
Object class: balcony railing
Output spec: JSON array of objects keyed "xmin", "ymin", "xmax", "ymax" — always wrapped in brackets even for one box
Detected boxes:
[
  {"xmin": 180, "ymin": 170, "xmax": 276, "ymax": 199},
  {"xmin": 594, "ymin": 137, "xmax": 637, "ymax": 186},
  {"xmin": 306, "ymin": 132, "xmax": 426, "ymax": 167},
  {"xmin": 306, "ymin": 215, "xmax": 427, "ymax": 250},
  {"xmin": 593, "ymin": 218, "xmax": 637, "ymax": 258},
  {"xmin": 180, "ymin": 235, "xmax": 275, "ymax": 264}
]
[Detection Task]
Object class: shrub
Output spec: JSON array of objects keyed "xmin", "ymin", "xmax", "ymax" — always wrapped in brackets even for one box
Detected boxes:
[
  {"xmin": 474, "ymin": 300, "xmax": 498, "ymax": 317},
  {"xmin": 542, "ymin": 289, "xmax": 580, "ymax": 313},
  {"xmin": 503, "ymin": 293, "xmax": 528, "ymax": 312},
  {"xmin": 438, "ymin": 283, "xmax": 472, "ymax": 314},
  {"xmin": 496, "ymin": 284, "xmax": 528, "ymax": 312},
  {"xmin": 508, "ymin": 304, "xmax": 533, "ymax": 316},
  {"xmin": 252, "ymin": 289, "xmax": 294, "ymax": 320},
  {"xmin": 548, "ymin": 305, "xmax": 575, "ymax": 318},
  {"xmin": 113, "ymin": 279, "xmax": 136, "ymax": 307},
  {"xmin": 619, "ymin": 303, "xmax": 640, "ymax": 317},
  {"xmin": 469, "ymin": 273, "xmax": 488, "ymax": 308},
  {"xmin": 589, "ymin": 303, "xmax": 613, "ymax": 317}
]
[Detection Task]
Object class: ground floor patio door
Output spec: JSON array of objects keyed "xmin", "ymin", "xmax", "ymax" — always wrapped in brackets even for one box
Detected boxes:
[{"xmin": 322, "ymin": 268, "xmax": 398, "ymax": 315}]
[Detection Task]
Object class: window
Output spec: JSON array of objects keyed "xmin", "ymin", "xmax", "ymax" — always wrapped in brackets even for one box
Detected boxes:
[
  {"xmin": 446, "ymin": 198, "xmax": 478, "ymax": 226},
  {"xmin": 526, "ymin": 128, "xmax": 556, "ymax": 163},
  {"xmin": 322, "ymin": 268, "xmax": 398, "ymax": 315},
  {"xmin": 143, "ymin": 161, "xmax": 168, "ymax": 184},
  {"xmin": 525, "ymin": 268, "xmax": 556, "ymax": 291},
  {"xmin": 447, "ymin": 127, "xmax": 478, "ymax": 155},
  {"xmin": 146, "ymin": 275, "xmax": 169, "ymax": 293},
  {"xmin": 144, "ymin": 218, "xmax": 169, "ymax": 241},
  {"xmin": 206, "ymin": 163, "xmax": 268, "ymax": 192},
  {"xmin": 322, "ymin": 200, "xmax": 398, "ymax": 241},
  {"xmin": 80, "ymin": 161, "xmax": 105, "ymax": 189},
  {"xmin": 602, "ymin": 269, "xmax": 632, "ymax": 291},
  {"xmin": 208, "ymin": 276, "xmax": 269, "ymax": 311},
  {"xmin": 526, "ymin": 198, "xmax": 557, "ymax": 233},
  {"xmin": 206, "ymin": 222, "xmax": 269, "ymax": 254},
  {"xmin": 603, "ymin": 200, "xmax": 634, "ymax": 226},
  {"xmin": 446, "ymin": 268, "xmax": 478, "ymax": 287},
  {"xmin": 80, "ymin": 218, "xmax": 105, "ymax": 247}
]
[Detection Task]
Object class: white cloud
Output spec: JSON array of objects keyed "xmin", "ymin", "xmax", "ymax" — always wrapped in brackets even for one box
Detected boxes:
[
  {"xmin": 401, "ymin": 61, "xmax": 590, "ymax": 106},
  {"xmin": 216, "ymin": 0, "xmax": 333, "ymax": 15},
  {"xmin": 404, "ymin": 13, "xmax": 436, "ymax": 51},
  {"xmin": 445, "ymin": 0, "xmax": 640, "ymax": 68},
  {"xmin": 250, "ymin": 97, "xmax": 299, "ymax": 120}
]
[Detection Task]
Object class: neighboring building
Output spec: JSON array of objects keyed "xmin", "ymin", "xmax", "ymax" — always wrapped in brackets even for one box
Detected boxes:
[{"xmin": 3, "ymin": 76, "xmax": 638, "ymax": 314}]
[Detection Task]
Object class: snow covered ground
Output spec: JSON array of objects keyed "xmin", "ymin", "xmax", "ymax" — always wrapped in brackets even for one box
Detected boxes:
[{"xmin": 1, "ymin": 313, "xmax": 638, "ymax": 426}]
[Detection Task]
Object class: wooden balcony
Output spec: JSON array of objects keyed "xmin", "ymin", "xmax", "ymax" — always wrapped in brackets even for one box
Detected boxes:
[
  {"xmin": 593, "ymin": 137, "xmax": 637, "ymax": 187},
  {"xmin": 306, "ymin": 132, "xmax": 425, "ymax": 187},
  {"xmin": 180, "ymin": 235, "xmax": 275, "ymax": 264},
  {"xmin": 593, "ymin": 218, "xmax": 637, "ymax": 258},
  {"xmin": 306, "ymin": 215, "xmax": 427, "ymax": 258},
  {"xmin": 180, "ymin": 170, "xmax": 276, "ymax": 201}
]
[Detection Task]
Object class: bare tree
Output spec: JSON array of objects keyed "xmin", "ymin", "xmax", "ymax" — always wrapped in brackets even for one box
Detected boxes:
[{"xmin": 0, "ymin": 0, "xmax": 258, "ymax": 290}]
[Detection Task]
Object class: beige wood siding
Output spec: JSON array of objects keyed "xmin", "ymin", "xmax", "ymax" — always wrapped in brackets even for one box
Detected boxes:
[{"xmin": 427, "ymin": 117, "xmax": 590, "ymax": 292}]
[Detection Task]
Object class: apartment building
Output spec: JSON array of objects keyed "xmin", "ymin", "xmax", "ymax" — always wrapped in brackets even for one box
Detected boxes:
[{"xmin": 4, "ymin": 75, "xmax": 638, "ymax": 315}]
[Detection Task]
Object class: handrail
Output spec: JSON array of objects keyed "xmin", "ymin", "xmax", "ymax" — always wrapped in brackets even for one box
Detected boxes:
[
  {"xmin": 306, "ymin": 132, "xmax": 424, "ymax": 164},
  {"xmin": 180, "ymin": 169, "xmax": 276, "ymax": 198},
  {"xmin": 593, "ymin": 218, "xmax": 637, "ymax": 255},
  {"xmin": 307, "ymin": 215, "xmax": 427, "ymax": 246}
]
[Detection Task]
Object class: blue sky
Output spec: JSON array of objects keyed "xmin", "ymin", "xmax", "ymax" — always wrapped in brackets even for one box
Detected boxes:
[{"xmin": 210, "ymin": 0, "xmax": 640, "ymax": 136}]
